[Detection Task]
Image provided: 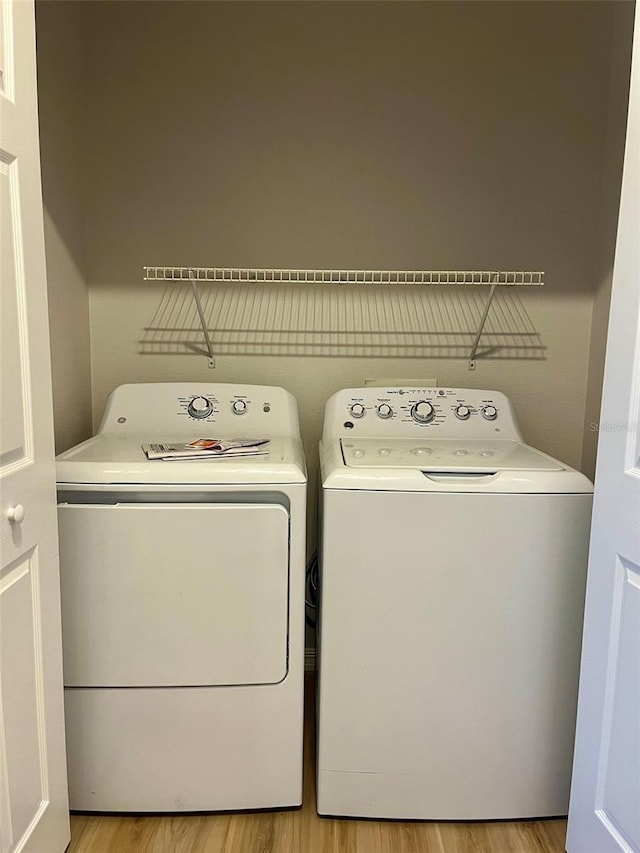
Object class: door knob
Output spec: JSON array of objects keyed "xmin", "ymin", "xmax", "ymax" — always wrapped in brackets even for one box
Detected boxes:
[{"xmin": 7, "ymin": 504, "xmax": 25, "ymax": 524}]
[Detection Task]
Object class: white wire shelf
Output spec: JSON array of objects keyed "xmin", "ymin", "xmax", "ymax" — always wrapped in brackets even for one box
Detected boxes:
[
  {"xmin": 144, "ymin": 266, "xmax": 544, "ymax": 287},
  {"xmin": 140, "ymin": 271, "xmax": 545, "ymax": 369}
]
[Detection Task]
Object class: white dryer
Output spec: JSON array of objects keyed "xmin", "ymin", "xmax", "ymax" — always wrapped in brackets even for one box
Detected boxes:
[
  {"xmin": 316, "ymin": 386, "xmax": 593, "ymax": 820},
  {"xmin": 56, "ymin": 383, "xmax": 306, "ymax": 812}
]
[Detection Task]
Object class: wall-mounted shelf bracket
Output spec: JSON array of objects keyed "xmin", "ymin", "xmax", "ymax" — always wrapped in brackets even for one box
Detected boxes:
[
  {"xmin": 188, "ymin": 273, "xmax": 215, "ymax": 368},
  {"xmin": 468, "ymin": 277, "xmax": 499, "ymax": 371},
  {"xmin": 143, "ymin": 266, "xmax": 544, "ymax": 368}
]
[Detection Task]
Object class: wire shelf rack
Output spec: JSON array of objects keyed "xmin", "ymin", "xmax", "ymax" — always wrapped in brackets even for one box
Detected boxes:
[
  {"xmin": 144, "ymin": 266, "xmax": 544, "ymax": 287},
  {"xmin": 140, "ymin": 268, "xmax": 545, "ymax": 369}
]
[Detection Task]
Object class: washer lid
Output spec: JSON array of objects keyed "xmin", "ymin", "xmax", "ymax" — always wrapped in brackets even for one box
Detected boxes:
[
  {"xmin": 56, "ymin": 434, "xmax": 306, "ymax": 485},
  {"xmin": 340, "ymin": 438, "xmax": 563, "ymax": 473}
]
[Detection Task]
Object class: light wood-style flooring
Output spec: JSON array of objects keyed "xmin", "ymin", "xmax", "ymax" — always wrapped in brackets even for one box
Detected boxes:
[{"xmin": 67, "ymin": 677, "xmax": 568, "ymax": 853}]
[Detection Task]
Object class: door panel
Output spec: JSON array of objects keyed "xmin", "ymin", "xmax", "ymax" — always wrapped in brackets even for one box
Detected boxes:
[
  {"xmin": 0, "ymin": 2, "xmax": 69, "ymax": 850},
  {"xmin": 567, "ymin": 7, "xmax": 640, "ymax": 850},
  {"xmin": 597, "ymin": 557, "xmax": 640, "ymax": 848},
  {"xmin": 0, "ymin": 156, "xmax": 31, "ymax": 471},
  {"xmin": 58, "ymin": 502, "xmax": 290, "ymax": 686},
  {"xmin": 0, "ymin": 552, "xmax": 44, "ymax": 845}
]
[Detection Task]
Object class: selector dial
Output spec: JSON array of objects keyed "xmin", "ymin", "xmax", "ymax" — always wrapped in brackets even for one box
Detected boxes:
[
  {"xmin": 482, "ymin": 405, "xmax": 498, "ymax": 421},
  {"xmin": 410, "ymin": 401, "xmax": 436, "ymax": 424},
  {"xmin": 377, "ymin": 403, "xmax": 393, "ymax": 420},
  {"xmin": 187, "ymin": 396, "xmax": 214, "ymax": 419},
  {"xmin": 349, "ymin": 403, "xmax": 366, "ymax": 419},
  {"xmin": 232, "ymin": 399, "xmax": 248, "ymax": 416},
  {"xmin": 455, "ymin": 405, "xmax": 471, "ymax": 421}
]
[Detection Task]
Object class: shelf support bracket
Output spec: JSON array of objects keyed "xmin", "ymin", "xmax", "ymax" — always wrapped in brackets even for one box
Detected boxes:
[
  {"xmin": 468, "ymin": 275, "xmax": 498, "ymax": 370},
  {"xmin": 190, "ymin": 272, "xmax": 215, "ymax": 368}
]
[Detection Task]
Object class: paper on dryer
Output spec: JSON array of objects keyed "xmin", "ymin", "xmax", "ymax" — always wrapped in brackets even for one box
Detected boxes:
[{"xmin": 142, "ymin": 438, "xmax": 270, "ymax": 460}]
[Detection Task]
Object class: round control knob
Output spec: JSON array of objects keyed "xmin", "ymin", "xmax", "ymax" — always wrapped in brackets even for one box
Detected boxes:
[
  {"xmin": 232, "ymin": 399, "xmax": 248, "ymax": 416},
  {"xmin": 455, "ymin": 405, "xmax": 471, "ymax": 421},
  {"xmin": 410, "ymin": 401, "xmax": 436, "ymax": 424},
  {"xmin": 352, "ymin": 448, "xmax": 365, "ymax": 458},
  {"xmin": 7, "ymin": 504, "xmax": 25, "ymax": 524},
  {"xmin": 377, "ymin": 448, "xmax": 392, "ymax": 457},
  {"xmin": 377, "ymin": 403, "xmax": 393, "ymax": 420},
  {"xmin": 482, "ymin": 405, "xmax": 498, "ymax": 421},
  {"xmin": 187, "ymin": 396, "xmax": 213, "ymax": 419},
  {"xmin": 349, "ymin": 403, "xmax": 366, "ymax": 419}
]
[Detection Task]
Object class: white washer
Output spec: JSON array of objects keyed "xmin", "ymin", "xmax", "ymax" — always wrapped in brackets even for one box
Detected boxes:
[
  {"xmin": 56, "ymin": 383, "xmax": 306, "ymax": 812},
  {"xmin": 316, "ymin": 386, "xmax": 593, "ymax": 820}
]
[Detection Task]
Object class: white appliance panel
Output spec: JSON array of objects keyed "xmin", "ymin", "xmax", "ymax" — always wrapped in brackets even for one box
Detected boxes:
[
  {"xmin": 56, "ymin": 434, "xmax": 305, "ymax": 486},
  {"xmin": 317, "ymin": 488, "xmax": 593, "ymax": 819},
  {"xmin": 96, "ymin": 382, "xmax": 300, "ymax": 437},
  {"xmin": 322, "ymin": 387, "xmax": 523, "ymax": 442},
  {"xmin": 340, "ymin": 437, "xmax": 562, "ymax": 472},
  {"xmin": 58, "ymin": 502, "xmax": 289, "ymax": 687},
  {"xmin": 63, "ymin": 682, "xmax": 303, "ymax": 813}
]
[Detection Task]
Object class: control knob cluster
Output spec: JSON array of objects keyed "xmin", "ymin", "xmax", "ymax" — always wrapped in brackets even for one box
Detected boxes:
[
  {"xmin": 348, "ymin": 402, "xmax": 396, "ymax": 420},
  {"xmin": 452, "ymin": 403, "xmax": 498, "ymax": 421},
  {"xmin": 187, "ymin": 396, "xmax": 253, "ymax": 418}
]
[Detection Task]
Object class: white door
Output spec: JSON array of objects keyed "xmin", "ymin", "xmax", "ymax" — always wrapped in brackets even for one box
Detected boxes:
[
  {"xmin": 0, "ymin": 1, "xmax": 70, "ymax": 851},
  {"xmin": 566, "ymin": 8, "xmax": 640, "ymax": 853}
]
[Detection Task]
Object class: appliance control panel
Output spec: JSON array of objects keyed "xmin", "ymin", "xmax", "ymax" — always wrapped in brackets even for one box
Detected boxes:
[
  {"xmin": 323, "ymin": 387, "xmax": 523, "ymax": 442},
  {"xmin": 97, "ymin": 383, "xmax": 300, "ymax": 437},
  {"xmin": 180, "ymin": 392, "xmax": 253, "ymax": 422}
]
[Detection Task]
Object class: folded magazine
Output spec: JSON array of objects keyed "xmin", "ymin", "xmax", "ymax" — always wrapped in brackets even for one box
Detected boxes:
[{"xmin": 142, "ymin": 438, "xmax": 270, "ymax": 460}]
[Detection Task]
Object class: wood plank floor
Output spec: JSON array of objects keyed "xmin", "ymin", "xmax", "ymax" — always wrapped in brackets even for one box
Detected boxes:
[{"xmin": 67, "ymin": 677, "xmax": 568, "ymax": 853}]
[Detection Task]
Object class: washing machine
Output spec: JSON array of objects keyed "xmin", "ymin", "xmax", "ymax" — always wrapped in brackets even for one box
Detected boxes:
[
  {"xmin": 316, "ymin": 386, "xmax": 593, "ymax": 820},
  {"xmin": 56, "ymin": 382, "xmax": 306, "ymax": 812}
]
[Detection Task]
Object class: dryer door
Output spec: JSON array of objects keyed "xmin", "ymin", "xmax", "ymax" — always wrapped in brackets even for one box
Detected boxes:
[{"xmin": 58, "ymin": 502, "xmax": 289, "ymax": 687}]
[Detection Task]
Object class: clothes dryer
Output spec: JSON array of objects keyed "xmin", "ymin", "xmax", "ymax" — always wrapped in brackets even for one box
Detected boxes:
[
  {"xmin": 56, "ymin": 383, "xmax": 306, "ymax": 812},
  {"xmin": 316, "ymin": 386, "xmax": 592, "ymax": 820}
]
